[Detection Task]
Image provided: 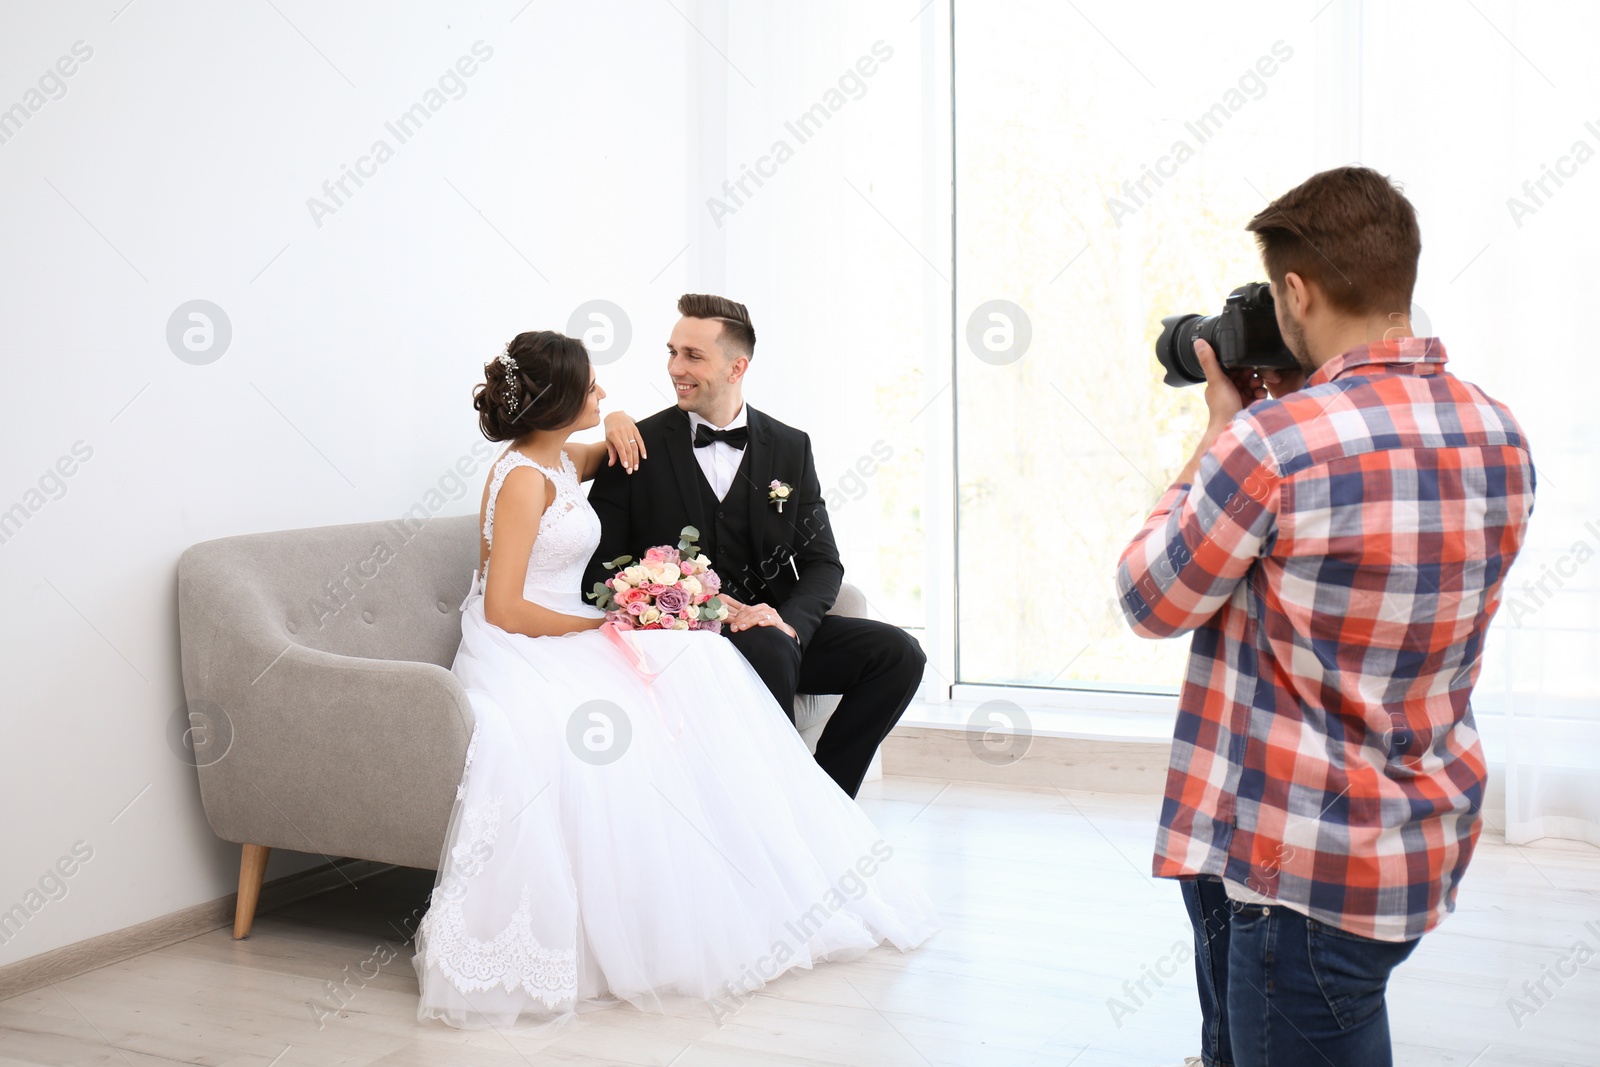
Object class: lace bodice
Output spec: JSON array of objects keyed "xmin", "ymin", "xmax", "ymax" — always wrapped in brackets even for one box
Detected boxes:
[{"xmin": 478, "ymin": 448, "xmax": 603, "ymax": 616}]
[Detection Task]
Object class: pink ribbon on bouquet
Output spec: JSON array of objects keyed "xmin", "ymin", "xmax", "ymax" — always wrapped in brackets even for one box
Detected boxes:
[
  {"xmin": 600, "ymin": 619, "xmax": 683, "ymax": 738},
  {"xmin": 601, "ymin": 619, "xmax": 660, "ymax": 683}
]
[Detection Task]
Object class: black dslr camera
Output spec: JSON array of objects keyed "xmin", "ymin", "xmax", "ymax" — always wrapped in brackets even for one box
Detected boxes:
[{"xmin": 1154, "ymin": 282, "xmax": 1299, "ymax": 387}]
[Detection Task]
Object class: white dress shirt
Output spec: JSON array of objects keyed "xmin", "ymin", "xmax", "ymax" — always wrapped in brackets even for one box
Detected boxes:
[{"xmin": 686, "ymin": 402, "xmax": 747, "ymax": 502}]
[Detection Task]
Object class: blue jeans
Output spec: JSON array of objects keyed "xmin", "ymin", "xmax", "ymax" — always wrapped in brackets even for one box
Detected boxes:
[{"xmin": 1179, "ymin": 876, "xmax": 1419, "ymax": 1067}]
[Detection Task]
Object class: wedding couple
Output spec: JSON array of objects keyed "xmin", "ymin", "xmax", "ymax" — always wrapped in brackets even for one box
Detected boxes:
[{"xmin": 411, "ymin": 293, "xmax": 939, "ymax": 1029}]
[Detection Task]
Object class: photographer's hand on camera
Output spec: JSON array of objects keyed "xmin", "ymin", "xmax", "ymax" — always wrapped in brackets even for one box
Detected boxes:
[
  {"xmin": 1260, "ymin": 366, "xmax": 1306, "ymax": 398},
  {"xmin": 1200, "ymin": 338, "xmax": 1260, "ymax": 423},
  {"xmin": 1171, "ymin": 339, "xmax": 1262, "ymax": 487},
  {"xmin": 1228, "ymin": 368, "xmax": 1270, "ymax": 407}
]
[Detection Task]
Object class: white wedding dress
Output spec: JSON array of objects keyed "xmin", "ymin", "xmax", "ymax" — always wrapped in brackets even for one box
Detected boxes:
[{"xmin": 411, "ymin": 447, "xmax": 940, "ymax": 1029}]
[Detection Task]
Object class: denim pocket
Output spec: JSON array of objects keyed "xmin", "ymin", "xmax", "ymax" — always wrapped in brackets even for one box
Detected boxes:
[
  {"xmin": 1227, "ymin": 900, "xmax": 1272, "ymax": 928},
  {"xmin": 1306, "ymin": 918, "xmax": 1419, "ymax": 1030}
]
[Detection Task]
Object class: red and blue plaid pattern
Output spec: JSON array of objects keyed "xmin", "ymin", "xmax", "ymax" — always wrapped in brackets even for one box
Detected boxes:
[{"xmin": 1116, "ymin": 338, "xmax": 1535, "ymax": 941}]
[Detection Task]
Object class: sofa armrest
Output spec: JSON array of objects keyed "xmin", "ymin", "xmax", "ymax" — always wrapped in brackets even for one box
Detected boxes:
[
  {"xmin": 827, "ymin": 581, "xmax": 869, "ymax": 620},
  {"xmin": 794, "ymin": 581, "xmax": 871, "ymax": 744},
  {"xmin": 183, "ymin": 617, "xmax": 475, "ymax": 872}
]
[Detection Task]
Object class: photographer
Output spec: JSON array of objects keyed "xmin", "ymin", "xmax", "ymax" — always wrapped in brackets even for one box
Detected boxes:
[{"xmin": 1114, "ymin": 167, "xmax": 1535, "ymax": 1067}]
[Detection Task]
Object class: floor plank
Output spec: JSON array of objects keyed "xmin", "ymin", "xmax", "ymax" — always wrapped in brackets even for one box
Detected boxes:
[{"xmin": 2, "ymin": 778, "xmax": 1597, "ymax": 1066}]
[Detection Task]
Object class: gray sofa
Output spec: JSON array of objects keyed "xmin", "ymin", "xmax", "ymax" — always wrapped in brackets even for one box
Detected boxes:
[{"xmin": 175, "ymin": 511, "xmax": 866, "ymax": 939}]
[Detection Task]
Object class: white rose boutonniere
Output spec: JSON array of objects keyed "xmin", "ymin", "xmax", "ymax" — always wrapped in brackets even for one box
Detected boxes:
[{"xmin": 768, "ymin": 480, "xmax": 792, "ymax": 513}]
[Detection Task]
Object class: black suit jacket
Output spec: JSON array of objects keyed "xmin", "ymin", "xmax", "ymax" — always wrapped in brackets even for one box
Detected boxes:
[{"xmin": 582, "ymin": 404, "xmax": 845, "ymax": 648}]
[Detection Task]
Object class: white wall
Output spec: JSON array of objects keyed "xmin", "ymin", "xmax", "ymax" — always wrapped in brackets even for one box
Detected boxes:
[
  {"xmin": 700, "ymin": 4, "xmax": 951, "ymax": 634},
  {"xmin": 0, "ymin": 0, "xmax": 705, "ymax": 967}
]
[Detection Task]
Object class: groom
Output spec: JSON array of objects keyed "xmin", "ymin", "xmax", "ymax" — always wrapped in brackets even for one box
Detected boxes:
[{"xmin": 582, "ymin": 293, "xmax": 925, "ymax": 798}]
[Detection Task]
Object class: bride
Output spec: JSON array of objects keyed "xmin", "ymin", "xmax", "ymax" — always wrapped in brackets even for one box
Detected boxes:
[{"xmin": 411, "ymin": 329, "xmax": 940, "ymax": 1029}]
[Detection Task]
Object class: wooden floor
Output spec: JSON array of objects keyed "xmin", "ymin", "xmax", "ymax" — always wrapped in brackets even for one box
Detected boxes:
[{"xmin": 3, "ymin": 778, "xmax": 1598, "ymax": 1066}]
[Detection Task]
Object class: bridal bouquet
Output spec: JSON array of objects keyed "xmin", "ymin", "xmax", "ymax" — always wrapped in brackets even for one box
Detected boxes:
[{"xmin": 587, "ymin": 526, "xmax": 731, "ymax": 633}]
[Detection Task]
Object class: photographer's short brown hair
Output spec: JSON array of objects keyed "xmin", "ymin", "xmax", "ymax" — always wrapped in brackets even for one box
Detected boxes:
[
  {"xmin": 678, "ymin": 293, "xmax": 756, "ymax": 361},
  {"xmin": 1245, "ymin": 166, "xmax": 1421, "ymax": 317}
]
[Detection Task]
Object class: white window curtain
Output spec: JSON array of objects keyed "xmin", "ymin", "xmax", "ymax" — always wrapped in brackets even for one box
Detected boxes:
[{"xmin": 1352, "ymin": 2, "xmax": 1600, "ymax": 849}]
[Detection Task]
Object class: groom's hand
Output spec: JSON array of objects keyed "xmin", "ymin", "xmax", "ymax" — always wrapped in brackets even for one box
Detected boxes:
[{"xmin": 722, "ymin": 596, "xmax": 798, "ymax": 642}]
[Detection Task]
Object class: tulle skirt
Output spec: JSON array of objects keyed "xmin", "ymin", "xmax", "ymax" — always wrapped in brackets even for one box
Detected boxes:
[{"xmin": 411, "ymin": 586, "xmax": 941, "ymax": 1030}]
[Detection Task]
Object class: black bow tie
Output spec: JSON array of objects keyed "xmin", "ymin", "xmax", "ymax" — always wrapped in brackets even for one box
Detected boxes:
[{"xmin": 694, "ymin": 424, "xmax": 749, "ymax": 449}]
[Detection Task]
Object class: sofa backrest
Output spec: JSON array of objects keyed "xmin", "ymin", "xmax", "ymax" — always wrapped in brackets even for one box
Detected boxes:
[{"xmin": 179, "ymin": 512, "xmax": 480, "ymax": 669}]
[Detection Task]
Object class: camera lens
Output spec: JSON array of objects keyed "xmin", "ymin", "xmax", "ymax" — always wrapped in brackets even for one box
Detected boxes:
[
  {"xmin": 1155, "ymin": 283, "xmax": 1295, "ymax": 387},
  {"xmin": 1155, "ymin": 313, "xmax": 1209, "ymax": 387}
]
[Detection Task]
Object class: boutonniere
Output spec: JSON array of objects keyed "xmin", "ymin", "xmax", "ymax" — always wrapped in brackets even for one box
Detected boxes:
[{"xmin": 767, "ymin": 480, "xmax": 792, "ymax": 513}]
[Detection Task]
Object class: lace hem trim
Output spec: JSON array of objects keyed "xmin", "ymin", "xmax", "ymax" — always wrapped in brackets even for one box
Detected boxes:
[
  {"xmin": 418, "ymin": 795, "xmax": 578, "ymax": 1005},
  {"xmin": 420, "ymin": 883, "xmax": 578, "ymax": 1003},
  {"xmin": 455, "ymin": 721, "xmax": 482, "ymax": 800}
]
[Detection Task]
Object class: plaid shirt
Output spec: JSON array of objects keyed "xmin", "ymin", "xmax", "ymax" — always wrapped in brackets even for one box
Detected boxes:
[{"xmin": 1116, "ymin": 338, "xmax": 1535, "ymax": 941}]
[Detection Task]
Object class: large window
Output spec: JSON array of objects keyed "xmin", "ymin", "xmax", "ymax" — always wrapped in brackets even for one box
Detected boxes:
[
  {"xmin": 954, "ymin": 1, "xmax": 1321, "ymax": 691},
  {"xmin": 702, "ymin": 1, "xmax": 1598, "ymax": 749},
  {"xmin": 951, "ymin": 0, "xmax": 1600, "ymax": 732}
]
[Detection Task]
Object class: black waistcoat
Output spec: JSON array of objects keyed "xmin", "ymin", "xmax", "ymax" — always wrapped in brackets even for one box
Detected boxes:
[{"xmin": 692, "ymin": 453, "xmax": 762, "ymax": 603}]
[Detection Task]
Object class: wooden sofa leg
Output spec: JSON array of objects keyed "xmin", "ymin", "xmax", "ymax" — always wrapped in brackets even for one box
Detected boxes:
[{"xmin": 233, "ymin": 844, "xmax": 271, "ymax": 939}]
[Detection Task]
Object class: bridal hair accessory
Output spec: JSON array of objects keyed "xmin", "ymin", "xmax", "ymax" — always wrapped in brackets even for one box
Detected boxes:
[
  {"xmin": 768, "ymin": 480, "xmax": 792, "ymax": 513},
  {"xmin": 495, "ymin": 349, "xmax": 520, "ymax": 413}
]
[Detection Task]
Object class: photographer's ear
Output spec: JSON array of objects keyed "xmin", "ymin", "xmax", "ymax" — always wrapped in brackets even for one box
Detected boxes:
[{"xmin": 1279, "ymin": 271, "xmax": 1311, "ymax": 319}]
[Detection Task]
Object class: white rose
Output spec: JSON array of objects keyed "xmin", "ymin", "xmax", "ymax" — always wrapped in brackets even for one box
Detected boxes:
[
  {"xmin": 623, "ymin": 565, "xmax": 648, "ymax": 585},
  {"xmin": 639, "ymin": 607, "xmax": 662, "ymax": 625},
  {"xmin": 775, "ymin": 485, "xmax": 791, "ymax": 499},
  {"xmin": 680, "ymin": 576, "xmax": 703, "ymax": 598}
]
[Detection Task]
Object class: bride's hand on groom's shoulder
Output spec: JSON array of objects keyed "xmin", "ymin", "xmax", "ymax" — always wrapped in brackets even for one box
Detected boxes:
[{"xmin": 603, "ymin": 412, "xmax": 647, "ymax": 474}]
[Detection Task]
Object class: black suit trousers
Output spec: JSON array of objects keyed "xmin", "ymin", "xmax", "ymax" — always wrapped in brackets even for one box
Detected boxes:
[{"xmin": 725, "ymin": 615, "xmax": 925, "ymax": 798}]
